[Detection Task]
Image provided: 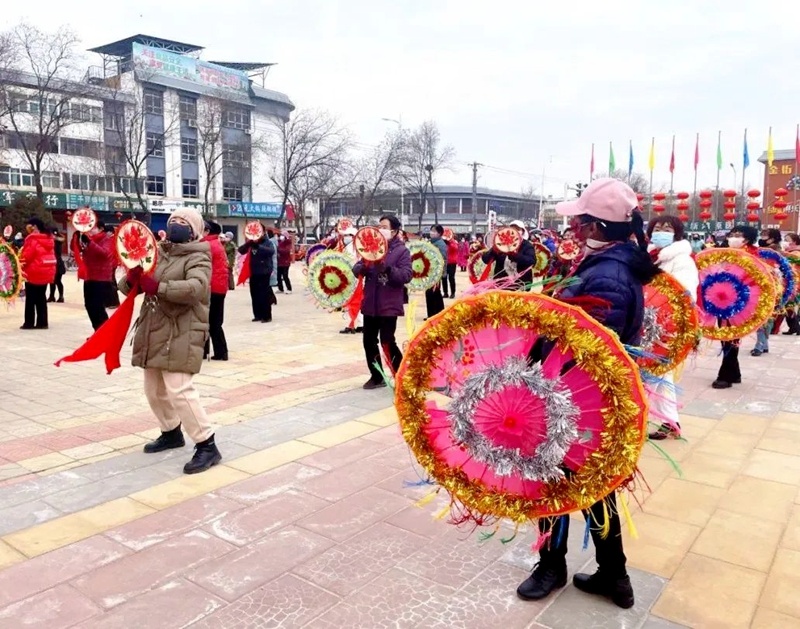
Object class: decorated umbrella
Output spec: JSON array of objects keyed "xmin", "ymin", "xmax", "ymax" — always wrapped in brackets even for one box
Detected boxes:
[
  {"xmin": 0, "ymin": 242, "xmax": 23, "ymax": 302},
  {"xmin": 531, "ymin": 242, "xmax": 552, "ymax": 277},
  {"xmin": 407, "ymin": 239, "xmax": 445, "ymax": 292},
  {"xmin": 56, "ymin": 220, "xmax": 159, "ymax": 374},
  {"xmin": 395, "ymin": 291, "xmax": 648, "ymax": 527},
  {"xmin": 354, "ymin": 226, "xmax": 388, "ymax": 262},
  {"xmin": 636, "ymin": 271, "xmax": 700, "ymax": 377},
  {"xmin": 695, "ymin": 249, "xmax": 776, "ymax": 341},
  {"xmin": 305, "ymin": 243, "xmax": 328, "ymax": 266},
  {"xmin": 467, "ymin": 249, "xmax": 493, "ymax": 284},
  {"xmin": 307, "ymin": 250, "xmax": 358, "ymax": 310},
  {"xmin": 755, "ymin": 248, "xmax": 795, "ymax": 311}
]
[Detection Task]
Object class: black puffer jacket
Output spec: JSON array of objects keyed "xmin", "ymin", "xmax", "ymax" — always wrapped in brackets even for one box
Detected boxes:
[{"xmin": 238, "ymin": 239, "xmax": 274, "ymax": 277}]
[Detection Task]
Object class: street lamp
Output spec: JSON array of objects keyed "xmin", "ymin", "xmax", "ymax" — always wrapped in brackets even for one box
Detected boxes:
[
  {"xmin": 381, "ymin": 117, "xmax": 404, "ymax": 227},
  {"xmin": 425, "ymin": 164, "xmax": 439, "ymax": 225}
]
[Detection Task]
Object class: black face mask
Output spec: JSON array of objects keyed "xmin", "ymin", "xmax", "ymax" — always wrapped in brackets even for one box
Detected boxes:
[
  {"xmin": 758, "ymin": 238, "xmax": 769, "ymax": 247},
  {"xmin": 166, "ymin": 223, "xmax": 192, "ymax": 244}
]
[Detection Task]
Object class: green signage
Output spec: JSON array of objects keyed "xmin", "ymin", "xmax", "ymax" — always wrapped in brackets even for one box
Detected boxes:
[{"xmin": 0, "ymin": 190, "xmax": 67, "ymax": 209}]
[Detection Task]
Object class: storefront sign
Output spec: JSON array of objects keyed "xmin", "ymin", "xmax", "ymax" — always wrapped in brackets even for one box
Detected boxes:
[
  {"xmin": 66, "ymin": 193, "xmax": 108, "ymax": 212},
  {"xmin": 0, "ymin": 190, "xmax": 67, "ymax": 208},
  {"xmin": 227, "ymin": 202, "xmax": 282, "ymax": 218}
]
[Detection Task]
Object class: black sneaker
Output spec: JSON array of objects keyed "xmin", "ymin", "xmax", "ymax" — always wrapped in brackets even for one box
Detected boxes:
[
  {"xmin": 143, "ymin": 426, "xmax": 185, "ymax": 453},
  {"xmin": 183, "ymin": 435, "xmax": 222, "ymax": 474},
  {"xmin": 363, "ymin": 378, "xmax": 387, "ymax": 390},
  {"xmin": 211, "ymin": 355, "xmax": 228, "ymax": 361},
  {"xmin": 516, "ymin": 561, "xmax": 568, "ymax": 601},
  {"xmin": 573, "ymin": 571, "xmax": 635, "ymax": 609},
  {"xmin": 339, "ymin": 327, "xmax": 355, "ymax": 334},
  {"xmin": 751, "ymin": 349, "xmax": 763, "ymax": 356},
  {"xmin": 649, "ymin": 424, "xmax": 680, "ymax": 440},
  {"xmin": 712, "ymin": 379, "xmax": 732, "ymax": 389}
]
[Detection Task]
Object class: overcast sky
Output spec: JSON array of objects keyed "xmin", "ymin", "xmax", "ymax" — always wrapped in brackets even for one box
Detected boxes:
[{"xmin": 6, "ymin": 0, "xmax": 800, "ymax": 199}]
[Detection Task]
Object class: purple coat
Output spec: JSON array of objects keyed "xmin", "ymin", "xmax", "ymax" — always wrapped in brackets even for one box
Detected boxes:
[{"xmin": 353, "ymin": 237, "xmax": 412, "ymax": 317}]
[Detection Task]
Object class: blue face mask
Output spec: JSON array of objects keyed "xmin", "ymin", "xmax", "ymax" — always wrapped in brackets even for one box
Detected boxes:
[{"xmin": 650, "ymin": 232, "xmax": 674, "ymax": 249}]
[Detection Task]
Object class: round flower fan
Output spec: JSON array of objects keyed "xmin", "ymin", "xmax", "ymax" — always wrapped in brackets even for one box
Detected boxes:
[
  {"xmin": 443, "ymin": 228, "xmax": 455, "ymax": 241},
  {"xmin": 407, "ymin": 239, "xmax": 445, "ymax": 292},
  {"xmin": 492, "ymin": 227, "xmax": 522, "ymax": 255},
  {"xmin": 695, "ymin": 249, "xmax": 776, "ymax": 341},
  {"xmin": 0, "ymin": 242, "xmax": 23, "ymax": 301},
  {"xmin": 557, "ymin": 239, "xmax": 581, "ymax": 262},
  {"xmin": 3, "ymin": 225, "xmax": 12, "ymax": 240},
  {"xmin": 244, "ymin": 221, "xmax": 265, "ymax": 242},
  {"xmin": 336, "ymin": 218, "xmax": 354, "ymax": 234},
  {"xmin": 115, "ymin": 220, "xmax": 158, "ymax": 274},
  {"xmin": 756, "ymin": 248, "xmax": 795, "ymax": 310},
  {"xmin": 395, "ymin": 290, "xmax": 648, "ymax": 523},
  {"xmin": 354, "ymin": 226, "xmax": 388, "ymax": 262},
  {"xmin": 305, "ymin": 243, "xmax": 328, "ymax": 266},
  {"xmin": 636, "ymin": 271, "xmax": 700, "ymax": 376},
  {"xmin": 468, "ymin": 249, "xmax": 493, "ymax": 284},
  {"xmin": 532, "ymin": 242, "xmax": 552, "ymax": 276},
  {"xmin": 71, "ymin": 208, "xmax": 97, "ymax": 234},
  {"xmin": 307, "ymin": 250, "xmax": 357, "ymax": 310}
]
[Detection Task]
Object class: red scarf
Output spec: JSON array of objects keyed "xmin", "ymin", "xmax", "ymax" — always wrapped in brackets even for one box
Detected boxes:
[
  {"xmin": 55, "ymin": 286, "xmax": 139, "ymax": 374},
  {"xmin": 70, "ymin": 232, "xmax": 87, "ymax": 280},
  {"xmin": 347, "ymin": 276, "xmax": 364, "ymax": 327},
  {"xmin": 237, "ymin": 254, "xmax": 251, "ymax": 286}
]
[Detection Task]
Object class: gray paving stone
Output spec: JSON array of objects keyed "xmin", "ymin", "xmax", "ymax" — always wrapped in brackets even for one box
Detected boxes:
[
  {"xmin": 536, "ymin": 567, "xmax": 667, "ymax": 629},
  {"xmin": 737, "ymin": 397, "xmax": 782, "ymax": 417},
  {"xmin": 0, "ymin": 500, "xmax": 63, "ymax": 535},
  {"xmin": 42, "ymin": 466, "xmax": 174, "ymax": 514},
  {"xmin": 74, "ymin": 448, "xmax": 187, "ymax": 481},
  {"xmin": 301, "ymin": 406, "xmax": 371, "ymax": 428},
  {"xmin": 0, "ymin": 470, "xmax": 91, "ymax": 509},
  {"xmin": 498, "ymin": 521, "xmax": 593, "ymax": 577},
  {"xmin": 641, "ymin": 616, "xmax": 689, "ymax": 628},
  {"xmin": 229, "ymin": 421, "xmax": 318, "ymax": 450},
  {"xmin": 311, "ymin": 389, "xmax": 394, "ymax": 412},
  {"xmin": 680, "ymin": 399, "xmax": 731, "ymax": 419}
]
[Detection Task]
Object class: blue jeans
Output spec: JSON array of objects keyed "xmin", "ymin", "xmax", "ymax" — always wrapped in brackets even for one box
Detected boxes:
[{"xmin": 755, "ymin": 319, "xmax": 773, "ymax": 352}]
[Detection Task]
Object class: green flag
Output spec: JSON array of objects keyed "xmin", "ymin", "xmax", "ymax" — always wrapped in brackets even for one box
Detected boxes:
[
  {"xmin": 716, "ymin": 133, "xmax": 723, "ymax": 170},
  {"xmin": 609, "ymin": 142, "xmax": 616, "ymax": 173}
]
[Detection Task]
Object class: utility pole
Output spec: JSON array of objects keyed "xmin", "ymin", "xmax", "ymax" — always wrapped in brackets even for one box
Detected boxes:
[{"xmin": 471, "ymin": 162, "xmax": 481, "ymax": 237}]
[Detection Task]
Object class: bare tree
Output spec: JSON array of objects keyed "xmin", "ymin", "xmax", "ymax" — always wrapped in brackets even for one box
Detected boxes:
[
  {"xmin": 594, "ymin": 169, "xmax": 650, "ymax": 195},
  {"xmin": 0, "ymin": 24, "xmax": 85, "ymax": 200},
  {"xmin": 354, "ymin": 128, "xmax": 406, "ymax": 224},
  {"xmin": 314, "ymin": 159, "xmax": 358, "ymax": 235},
  {"xmin": 398, "ymin": 120, "xmax": 454, "ymax": 230},
  {"xmin": 196, "ymin": 97, "xmax": 225, "ymax": 215},
  {"xmin": 268, "ymin": 108, "xmax": 351, "ymax": 227}
]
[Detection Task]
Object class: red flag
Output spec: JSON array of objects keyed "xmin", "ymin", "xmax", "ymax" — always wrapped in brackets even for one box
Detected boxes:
[
  {"xmin": 55, "ymin": 287, "xmax": 139, "ymax": 374},
  {"xmin": 590, "ymin": 143, "xmax": 595, "ymax": 179},
  {"xmin": 669, "ymin": 136, "xmax": 676, "ymax": 174},
  {"xmin": 694, "ymin": 133, "xmax": 699, "ymax": 171},
  {"xmin": 236, "ymin": 253, "xmax": 251, "ymax": 286}
]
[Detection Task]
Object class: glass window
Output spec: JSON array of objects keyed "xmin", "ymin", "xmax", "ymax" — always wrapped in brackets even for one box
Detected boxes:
[
  {"xmin": 223, "ymin": 147, "xmax": 249, "ymax": 168},
  {"xmin": 0, "ymin": 167, "xmax": 9, "ymax": 185},
  {"xmin": 146, "ymin": 175, "xmax": 165, "ymax": 196},
  {"xmin": 181, "ymin": 137, "xmax": 197, "ymax": 162},
  {"xmin": 65, "ymin": 102, "xmax": 102, "ymax": 123},
  {"xmin": 41, "ymin": 171, "xmax": 60, "ymax": 188},
  {"xmin": 179, "ymin": 95, "xmax": 197, "ymax": 122},
  {"xmin": 182, "ymin": 178, "xmax": 199, "ymax": 198},
  {"xmin": 222, "ymin": 183, "xmax": 243, "ymax": 201},
  {"xmin": 224, "ymin": 108, "xmax": 250, "ymax": 130},
  {"xmin": 60, "ymin": 137, "xmax": 101, "ymax": 159},
  {"xmin": 146, "ymin": 132, "xmax": 164, "ymax": 157},
  {"xmin": 143, "ymin": 89, "xmax": 163, "ymax": 115},
  {"xmin": 104, "ymin": 111, "xmax": 122, "ymax": 131}
]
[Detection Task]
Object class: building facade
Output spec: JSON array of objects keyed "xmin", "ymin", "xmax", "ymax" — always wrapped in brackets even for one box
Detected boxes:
[
  {"xmin": 758, "ymin": 149, "xmax": 800, "ymax": 232},
  {"xmin": 0, "ymin": 34, "xmax": 293, "ymax": 241}
]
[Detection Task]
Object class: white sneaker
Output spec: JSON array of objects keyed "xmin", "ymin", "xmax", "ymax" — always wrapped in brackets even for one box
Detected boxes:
[{"xmin": 287, "ymin": 290, "xmax": 292, "ymax": 294}]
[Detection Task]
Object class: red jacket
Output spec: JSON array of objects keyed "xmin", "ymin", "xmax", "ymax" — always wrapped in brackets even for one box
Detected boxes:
[
  {"xmin": 20, "ymin": 233, "xmax": 57, "ymax": 285},
  {"xmin": 203, "ymin": 235, "xmax": 229, "ymax": 294},
  {"xmin": 277, "ymin": 237, "xmax": 293, "ymax": 266},
  {"xmin": 83, "ymin": 231, "xmax": 116, "ymax": 282},
  {"xmin": 446, "ymin": 239, "xmax": 459, "ymax": 264}
]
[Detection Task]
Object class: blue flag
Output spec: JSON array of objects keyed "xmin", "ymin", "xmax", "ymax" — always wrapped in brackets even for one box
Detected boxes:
[
  {"xmin": 743, "ymin": 129, "xmax": 750, "ymax": 169},
  {"xmin": 628, "ymin": 141, "xmax": 634, "ymax": 175}
]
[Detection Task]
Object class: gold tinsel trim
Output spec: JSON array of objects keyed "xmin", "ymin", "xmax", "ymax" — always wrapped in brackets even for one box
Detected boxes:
[
  {"xmin": 394, "ymin": 291, "xmax": 648, "ymax": 523},
  {"xmin": 637, "ymin": 271, "xmax": 700, "ymax": 377},
  {"xmin": 695, "ymin": 249, "xmax": 777, "ymax": 341}
]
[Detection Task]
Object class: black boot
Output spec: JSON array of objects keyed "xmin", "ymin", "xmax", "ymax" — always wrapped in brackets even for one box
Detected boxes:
[
  {"xmin": 516, "ymin": 561, "xmax": 568, "ymax": 601},
  {"xmin": 573, "ymin": 570, "xmax": 635, "ymax": 609},
  {"xmin": 183, "ymin": 434, "xmax": 222, "ymax": 474},
  {"xmin": 143, "ymin": 425, "xmax": 185, "ymax": 453}
]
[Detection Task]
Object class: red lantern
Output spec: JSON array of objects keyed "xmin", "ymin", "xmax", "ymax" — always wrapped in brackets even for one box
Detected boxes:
[
  {"xmin": 676, "ymin": 191, "xmax": 690, "ymax": 200},
  {"xmin": 699, "ymin": 199, "xmax": 713, "ymax": 209},
  {"xmin": 746, "ymin": 201, "xmax": 760, "ymax": 211},
  {"xmin": 774, "ymin": 198, "xmax": 789, "ymax": 220},
  {"xmin": 775, "ymin": 188, "xmax": 789, "ymax": 198},
  {"xmin": 723, "ymin": 201, "xmax": 736, "ymax": 210},
  {"xmin": 677, "ymin": 201, "xmax": 690, "ymax": 211},
  {"xmin": 636, "ymin": 193, "xmax": 644, "ymax": 202},
  {"xmin": 653, "ymin": 192, "xmax": 667, "ymax": 201},
  {"xmin": 652, "ymin": 204, "xmax": 666, "ymax": 213},
  {"xmin": 723, "ymin": 189, "xmax": 737, "ymax": 199},
  {"xmin": 723, "ymin": 211, "xmax": 736, "ymax": 221},
  {"xmin": 699, "ymin": 210, "xmax": 712, "ymax": 220},
  {"xmin": 699, "ymin": 190, "xmax": 714, "ymax": 199},
  {"xmin": 746, "ymin": 213, "xmax": 760, "ymax": 222},
  {"xmin": 774, "ymin": 199, "xmax": 788, "ymax": 209},
  {"xmin": 747, "ymin": 189, "xmax": 761, "ymax": 198},
  {"xmin": 678, "ymin": 213, "xmax": 690, "ymax": 222}
]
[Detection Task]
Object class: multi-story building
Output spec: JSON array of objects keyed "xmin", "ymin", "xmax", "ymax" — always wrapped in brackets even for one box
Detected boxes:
[{"xmin": 0, "ymin": 34, "xmax": 293, "ymax": 239}]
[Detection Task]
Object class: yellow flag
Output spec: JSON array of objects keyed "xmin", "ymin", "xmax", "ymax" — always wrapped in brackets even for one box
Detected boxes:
[
  {"xmin": 767, "ymin": 127, "xmax": 774, "ymax": 168},
  {"xmin": 648, "ymin": 137, "xmax": 655, "ymax": 172}
]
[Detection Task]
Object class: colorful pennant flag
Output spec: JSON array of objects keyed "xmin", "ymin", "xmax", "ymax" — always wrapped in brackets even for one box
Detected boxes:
[
  {"xmin": 628, "ymin": 140, "xmax": 634, "ymax": 176},
  {"xmin": 608, "ymin": 142, "xmax": 616, "ymax": 174},
  {"xmin": 767, "ymin": 127, "xmax": 774, "ymax": 168},
  {"xmin": 669, "ymin": 136, "xmax": 675, "ymax": 174},
  {"xmin": 743, "ymin": 129, "xmax": 750, "ymax": 170},
  {"xmin": 716, "ymin": 132, "xmax": 723, "ymax": 171},
  {"xmin": 648, "ymin": 137, "xmax": 655, "ymax": 172}
]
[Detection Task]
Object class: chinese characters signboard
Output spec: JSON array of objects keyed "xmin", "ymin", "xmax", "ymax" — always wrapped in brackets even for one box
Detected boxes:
[
  {"xmin": 227, "ymin": 202, "xmax": 282, "ymax": 218},
  {"xmin": 762, "ymin": 158, "xmax": 800, "ymax": 232},
  {"xmin": 0, "ymin": 190, "xmax": 66, "ymax": 208}
]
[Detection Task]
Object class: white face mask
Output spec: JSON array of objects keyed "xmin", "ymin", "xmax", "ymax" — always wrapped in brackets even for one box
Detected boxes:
[
  {"xmin": 344, "ymin": 236, "xmax": 353, "ymax": 245},
  {"xmin": 781, "ymin": 241, "xmax": 789, "ymax": 251},
  {"xmin": 380, "ymin": 228, "xmax": 393, "ymax": 240},
  {"xmin": 728, "ymin": 237, "xmax": 745, "ymax": 249},
  {"xmin": 584, "ymin": 238, "xmax": 611, "ymax": 255}
]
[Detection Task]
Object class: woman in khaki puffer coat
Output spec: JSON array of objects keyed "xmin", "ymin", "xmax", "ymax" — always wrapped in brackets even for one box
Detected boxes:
[{"xmin": 119, "ymin": 208, "xmax": 222, "ymax": 474}]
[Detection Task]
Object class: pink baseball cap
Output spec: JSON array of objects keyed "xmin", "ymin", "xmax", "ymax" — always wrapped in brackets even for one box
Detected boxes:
[{"xmin": 556, "ymin": 178, "xmax": 637, "ymax": 223}]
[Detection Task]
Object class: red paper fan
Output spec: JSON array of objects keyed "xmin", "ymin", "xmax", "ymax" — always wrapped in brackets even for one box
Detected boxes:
[
  {"xmin": 3, "ymin": 225, "xmax": 12, "ymax": 239},
  {"xmin": 115, "ymin": 220, "xmax": 158, "ymax": 273},
  {"xmin": 354, "ymin": 226, "xmax": 388, "ymax": 262},
  {"xmin": 557, "ymin": 239, "xmax": 581, "ymax": 262},
  {"xmin": 395, "ymin": 291, "xmax": 648, "ymax": 523},
  {"xmin": 468, "ymin": 249, "xmax": 494, "ymax": 284},
  {"xmin": 636, "ymin": 271, "xmax": 700, "ymax": 376},
  {"xmin": 244, "ymin": 221, "xmax": 265, "ymax": 242},
  {"xmin": 336, "ymin": 218, "xmax": 354, "ymax": 234},
  {"xmin": 492, "ymin": 227, "xmax": 522, "ymax": 255},
  {"xmin": 443, "ymin": 228, "xmax": 455, "ymax": 241},
  {"xmin": 71, "ymin": 208, "xmax": 97, "ymax": 234}
]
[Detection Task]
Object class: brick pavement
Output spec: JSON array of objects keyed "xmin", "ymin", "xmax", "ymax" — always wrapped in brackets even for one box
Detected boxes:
[{"xmin": 0, "ymin": 269, "xmax": 799, "ymax": 627}]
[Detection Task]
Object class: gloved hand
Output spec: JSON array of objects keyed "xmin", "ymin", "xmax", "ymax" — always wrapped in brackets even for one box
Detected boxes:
[
  {"xmin": 139, "ymin": 274, "xmax": 159, "ymax": 296},
  {"xmin": 80, "ymin": 233, "xmax": 90, "ymax": 245},
  {"xmin": 126, "ymin": 267, "xmax": 143, "ymax": 286}
]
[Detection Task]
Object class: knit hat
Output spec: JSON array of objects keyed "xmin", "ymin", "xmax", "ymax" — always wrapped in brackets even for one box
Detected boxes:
[
  {"xmin": 224, "ymin": 231, "xmax": 234, "ymax": 241},
  {"xmin": 205, "ymin": 220, "xmax": 222, "ymax": 236},
  {"xmin": 169, "ymin": 208, "xmax": 204, "ymax": 240}
]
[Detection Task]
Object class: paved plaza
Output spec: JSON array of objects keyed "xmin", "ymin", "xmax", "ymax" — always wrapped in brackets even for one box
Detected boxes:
[{"xmin": 0, "ymin": 269, "xmax": 799, "ymax": 628}]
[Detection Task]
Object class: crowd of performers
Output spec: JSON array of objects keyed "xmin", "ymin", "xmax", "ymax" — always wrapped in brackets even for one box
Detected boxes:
[{"xmin": 3, "ymin": 178, "xmax": 797, "ymax": 611}]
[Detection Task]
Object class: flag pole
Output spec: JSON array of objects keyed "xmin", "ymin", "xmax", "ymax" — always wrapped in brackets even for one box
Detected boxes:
[
  {"xmin": 741, "ymin": 129, "xmax": 747, "ymax": 198},
  {"xmin": 648, "ymin": 137, "xmax": 655, "ymax": 220},
  {"xmin": 795, "ymin": 124, "xmax": 799, "ymax": 229},
  {"xmin": 693, "ymin": 133, "xmax": 699, "ymax": 224},
  {"xmin": 715, "ymin": 130, "xmax": 721, "ymax": 224},
  {"xmin": 765, "ymin": 127, "xmax": 772, "ymax": 220},
  {"xmin": 669, "ymin": 135, "xmax": 675, "ymax": 198}
]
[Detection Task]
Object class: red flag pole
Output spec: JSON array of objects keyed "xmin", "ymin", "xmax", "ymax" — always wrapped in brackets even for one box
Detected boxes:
[{"xmin": 589, "ymin": 143, "xmax": 595, "ymax": 181}]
